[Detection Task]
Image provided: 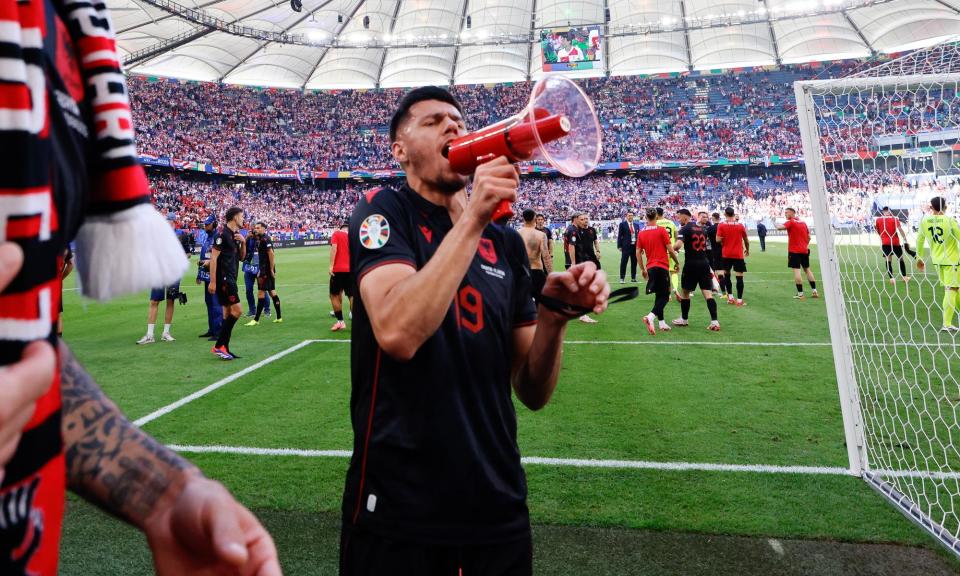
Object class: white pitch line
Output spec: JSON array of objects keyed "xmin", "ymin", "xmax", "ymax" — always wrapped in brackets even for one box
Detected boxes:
[
  {"xmin": 134, "ymin": 339, "xmax": 318, "ymax": 427},
  {"xmin": 166, "ymin": 444, "xmax": 848, "ymax": 476},
  {"xmin": 166, "ymin": 444, "xmax": 960, "ymax": 480},
  {"xmin": 768, "ymin": 539, "xmax": 785, "ymax": 556}
]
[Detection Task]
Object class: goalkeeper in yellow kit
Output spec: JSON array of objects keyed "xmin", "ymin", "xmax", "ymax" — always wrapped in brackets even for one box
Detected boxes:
[{"xmin": 915, "ymin": 196, "xmax": 960, "ymax": 332}]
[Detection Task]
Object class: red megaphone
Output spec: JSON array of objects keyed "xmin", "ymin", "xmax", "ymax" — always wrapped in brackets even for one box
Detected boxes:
[{"xmin": 442, "ymin": 74, "xmax": 602, "ymax": 221}]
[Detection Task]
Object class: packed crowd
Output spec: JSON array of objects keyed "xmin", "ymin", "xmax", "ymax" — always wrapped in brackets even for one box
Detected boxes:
[{"xmin": 130, "ymin": 63, "xmax": 874, "ymax": 171}]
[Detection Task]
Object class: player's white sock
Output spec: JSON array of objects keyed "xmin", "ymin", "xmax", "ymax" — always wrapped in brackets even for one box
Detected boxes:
[
  {"xmin": 146, "ymin": 323, "xmax": 155, "ymax": 338},
  {"xmin": 162, "ymin": 323, "xmax": 171, "ymax": 336}
]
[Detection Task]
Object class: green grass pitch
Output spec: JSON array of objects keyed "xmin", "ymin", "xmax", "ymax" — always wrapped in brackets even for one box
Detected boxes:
[{"xmin": 57, "ymin": 238, "xmax": 960, "ymax": 574}]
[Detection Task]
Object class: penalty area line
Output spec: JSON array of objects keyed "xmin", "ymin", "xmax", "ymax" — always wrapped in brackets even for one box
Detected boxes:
[{"xmin": 134, "ymin": 339, "xmax": 319, "ymax": 428}]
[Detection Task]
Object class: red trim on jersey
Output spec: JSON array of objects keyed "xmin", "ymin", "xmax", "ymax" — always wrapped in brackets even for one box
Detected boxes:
[
  {"xmin": 0, "ymin": 185, "xmax": 49, "ymax": 196},
  {"xmin": 513, "ymin": 319, "xmax": 538, "ymax": 328},
  {"xmin": 355, "ymin": 258, "xmax": 417, "ymax": 286},
  {"xmin": 364, "ymin": 187, "xmax": 383, "ymax": 203},
  {"xmin": 352, "ymin": 348, "xmax": 382, "ymax": 525}
]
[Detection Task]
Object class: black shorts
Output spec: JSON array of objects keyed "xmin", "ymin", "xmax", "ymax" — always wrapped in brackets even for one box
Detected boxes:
[
  {"xmin": 681, "ymin": 260, "xmax": 714, "ymax": 292},
  {"xmin": 882, "ymin": 245, "xmax": 904, "ymax": 258},
  {"xmin": 723, "ymin": 258, "xmax": 747, "ymax": 273},
  {"xmin": 217, "ymin": 280, "xmax": 240, "ymax": 305},
  {"xmin": 645, "ymin": 267, "xmax": 671, "ymax": 295},
  {"xmin": 257, "ymin": 274, "xmax": 275, "ymax": 292},
  {"xmin": 340, "ymin": 523, "xmax": 532, "ymax": 576},
  {"xmin": 330, "ymin": 272, "xmax": 354, "ymax": 297},
  {"xmin": 711, "ymin": 250, "xmax": 724, "ymax": 272},
  {"xmin": 530, "ymin": 269, "xmax": 547, "ymax": 299},
  {"xmin": 788, "ymin": 251, "xmax": 811, "ymax": 269}
]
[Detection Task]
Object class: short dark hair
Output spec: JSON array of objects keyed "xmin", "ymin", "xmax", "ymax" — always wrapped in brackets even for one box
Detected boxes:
[
  {"xmin": 257, "ymin": 221, "xmax": 267, "ymax": 229},
  {"xmin": 225, "ymin": 206, "xmax": 243, "ymax": 223},
  {"xmin": 570, "ymin": 214, "xmax": 578, "ymax": 222},
  {"xmin": 724, "ymin": 207, "xmax": 735, "ymax": 217},
  {"xmin": 677, "ymin": 208, "xmax": 692, "ymax": 217},
  {"xmin": 389, "ymin": 86, "xmax": 465, "ymax": 142},
  {"xmin": 932, "ymin": 196, "xmax": 947, "ymax": 212},
  {"xmin": 645, "ymin": 208, "xmax": 658, "ymax": 220},
  {"xmin": 881, "ymin": 206, "xmax": 891, "ymax": 212},
  {"xmin": 785, "ymin": 207, "xmax": 796, "ymax": 213},
  {"xmin": 340, "ymin": 222, "xmax": 349, "ymax": 229},
  {"xmin": 522, "ymin": 208, "xmax": 536, "ymax": 222},
  {"xmin": 656, "ymin": 207, "xmax": 665, "ymax": 217},
  {"xmin": 712, "ymin": 212, "xmax": 720, "ymax": 219}
]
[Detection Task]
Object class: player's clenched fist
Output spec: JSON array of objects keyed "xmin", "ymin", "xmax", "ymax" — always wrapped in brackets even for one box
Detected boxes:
[
  {"xmin": 0, "ymin": 243, "xmax": 55, "ymax": 486},
  {"xmin": 542, "ymin": 261, "xmax": 611, "ymax": 317},
  {"xmin": 467, "ymin": 156, "xmax": 519, "ymax": 224}
]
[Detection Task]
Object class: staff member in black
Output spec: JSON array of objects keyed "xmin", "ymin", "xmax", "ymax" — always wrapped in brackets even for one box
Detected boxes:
[
  {"xmin": 341, "ymin": 87, "xmax": 610, "ymax": 576},
  {"xmin": 208, "ymin": 206, "xmax": 246, "ymax": 360},
  {"xmin": 617, "ymin": 210, "xmax": 638, "ymax": 283}
]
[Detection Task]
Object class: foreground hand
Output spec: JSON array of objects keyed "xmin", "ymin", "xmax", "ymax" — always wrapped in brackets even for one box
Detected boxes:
[
  {"xmin": 641, "ymin": 269, "xmax": 649, "ymax": 280},
  {"xmin": 917, "ymin": 258, "xmax": 926, "ymax": 271},
  {"xmin": 145, "ymin": 477, "xmax": 281, "ymax": 576},
  {"xmin": 207, "ymin": 282, "xmax": 216, "ymax": 295},
  {"xmin": 0, "ymin": 243, "xmax": 55, "ymax": 485},
  {"xmin": 467, "ymin": 156, "xmax": 518, "ymax": 224},
  {"xmin": 541, "ymin": 261, "xmax": 610, "ymax": 316}
]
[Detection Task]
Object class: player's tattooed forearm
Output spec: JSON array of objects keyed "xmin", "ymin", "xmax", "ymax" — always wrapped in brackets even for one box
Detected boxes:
[{"xmin": 59, "ymin": 343, "xmax": 194, "ymax": 525}]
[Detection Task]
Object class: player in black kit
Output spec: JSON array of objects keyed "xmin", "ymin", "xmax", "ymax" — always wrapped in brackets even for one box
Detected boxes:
[
  {"xmin": 245, "ymin": 222, "xmax": 283, "ymax": 326},
  {"xmin": 673, "ymin": 209, "xmax": 721, "ymax": 331},
  {"xmin": 208, "ymin": 206, "xmax": 246, "ymax": 359},
  {"xmin": 340, "ymin": 86, "xmax": 611, "ymax": 576}
]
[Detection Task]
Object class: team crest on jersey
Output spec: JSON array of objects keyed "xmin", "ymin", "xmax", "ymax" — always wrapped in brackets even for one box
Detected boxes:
[
  {"xmin": 360, "ymin": 214, "xmax": 390, "ymax": 249},
  {"xmin": 477, "ymin": 238, "xmax": 497, "ymax": 265}
]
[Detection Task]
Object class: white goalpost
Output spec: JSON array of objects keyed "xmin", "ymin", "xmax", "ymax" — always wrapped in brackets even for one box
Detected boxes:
[{"xmin": 795, "ymin": 42, "xmax": 960, "ymax": 556}]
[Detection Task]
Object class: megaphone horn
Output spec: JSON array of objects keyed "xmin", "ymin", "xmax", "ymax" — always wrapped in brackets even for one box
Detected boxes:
[{"xmin": 441, "ymin": 75, "xmax": 603, "ymax": 221}]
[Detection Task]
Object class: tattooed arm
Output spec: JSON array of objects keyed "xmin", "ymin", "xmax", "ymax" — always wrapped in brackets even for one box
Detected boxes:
[{"xmin": 59, "ymin": 342, "xmax": 282, "ymax": 575}]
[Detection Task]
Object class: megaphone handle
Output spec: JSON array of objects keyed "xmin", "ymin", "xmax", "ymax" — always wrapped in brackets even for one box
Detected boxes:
[{"xmin": 491, "ymin": 200, "xmax": 514, "ymax": 222}]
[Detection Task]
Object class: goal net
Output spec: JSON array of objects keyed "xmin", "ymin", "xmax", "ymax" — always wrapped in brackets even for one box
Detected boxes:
[{"xmin": 795, "ymin": 40, "xmax": 960, "ymax": 556}]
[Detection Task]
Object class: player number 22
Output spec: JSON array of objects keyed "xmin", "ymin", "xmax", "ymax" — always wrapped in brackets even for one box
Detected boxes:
[{"xmin": 692, "ymin": 235, "xmax": 707, "ymax": 251}]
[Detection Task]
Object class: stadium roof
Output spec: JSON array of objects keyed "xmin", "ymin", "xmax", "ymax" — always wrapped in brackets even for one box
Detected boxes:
[{"xmin": 111, "ymin": 0, "xmax": 960, "ymax": 89}]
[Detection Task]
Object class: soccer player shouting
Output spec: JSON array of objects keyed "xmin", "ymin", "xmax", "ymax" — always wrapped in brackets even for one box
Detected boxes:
[
  {"xmin": 916, "ymin": 196, "xmax": 960, "ymax": 332},
  {"xmin": 637, "ymin": 208, "xmax": 681, "ymax": 335},
  {"xmin": 340, "ymin": 87, "xmax": 610, "ymax": 576}
]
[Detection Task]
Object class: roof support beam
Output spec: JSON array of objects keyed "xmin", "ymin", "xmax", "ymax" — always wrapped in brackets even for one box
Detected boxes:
[
  {"xmin": 449, "ymin": 0, "xmax": 471, "ymax": 85},
  {"xmin": 223, "ymin": 0, "xmax": 338, "ymax": 82},
  {"xmin": 841, "ymin": 9, "xmax": 877, "ymax": 58},
  {"xmin": 761, "ymin": 0, "xmax": 781, "ymax": 65},
  {"xmin": 678, "ymin": 0, "xmax": 694, "ymax": 71},
  {"xmin": 601, "ymin": 0, "xmax": 610, "ymax": 77},
  {"xmin": 525, "ymin": 0, "xmax": 536, "ymax": 81},
  {"xmin": 118, "ymin": 0, "xmax": 225, "ymax": 34},
  {"xmin": 124, "ymin": 25, "xmax": 209, "ymax": 66},
  {"xmin": 932, "ymin": 0, "xmax": 960, "ymax": 14},
  {"xmin": 302, "ymin": 0, "xmax": 366, "ymax": 89},
  {"xmin": 374, "ymin": 0, "xmax": 405, "ymax": 88},
  {"xmin": 128, "ymin": 0, "xmax": 286, "ymax": 71}
]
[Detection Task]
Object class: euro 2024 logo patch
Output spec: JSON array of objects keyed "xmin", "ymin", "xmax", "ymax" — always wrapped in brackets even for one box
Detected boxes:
[{"xmin": 359, "ymin": 214, "xmax": 390, "ymax": 249}]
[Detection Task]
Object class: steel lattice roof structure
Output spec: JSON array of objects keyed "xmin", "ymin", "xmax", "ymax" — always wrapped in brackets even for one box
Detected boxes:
[{"xmin": 110, "ymin": 0, "xmax": 960, "ymax": 88}]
